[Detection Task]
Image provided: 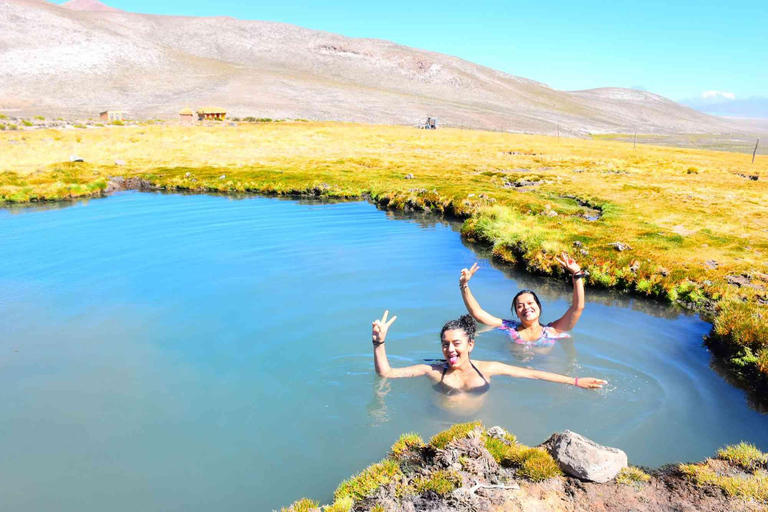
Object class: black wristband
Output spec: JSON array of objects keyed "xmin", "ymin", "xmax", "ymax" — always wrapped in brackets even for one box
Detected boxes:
[
  {"xmin": 572, "ymin": 272, "xmax": 586, "ymax": 279},
  {"xmin": 372, "ymin": 340, "xmax": 385, "ymax": 346}
]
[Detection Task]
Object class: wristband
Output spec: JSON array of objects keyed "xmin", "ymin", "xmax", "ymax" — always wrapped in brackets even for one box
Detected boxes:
[
  {"xmin": 460, "ymin": 283, "xmax": 468, "ymax": 290},
  {"xmin": 572, "ymin": 272, "xmax": 586, "ymax": 279},
  {"xmin": 372, "ymin": 339, "xmax": 385, "ymax": 346},
  {"xmin": 574, "ymin": 377, "xmax": 579, "ymax": 387}
]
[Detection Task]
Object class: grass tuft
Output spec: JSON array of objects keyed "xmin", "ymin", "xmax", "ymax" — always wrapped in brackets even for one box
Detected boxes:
[
  {"xmin": 390, "ymin": 432, "xmax": 425, "ymax": 458},
  {"xmin": 717, "ymin": 442, "xmax": 768, "ymax": 471},
  {"xmin": 429, "ymin": 421, "xmax": 482, "ymax": 449},
  {"xmin": 324, "ymin": 497, "xmax": 353, "ymax": 512},
  {"xmin": 616, "ymin": 466, "xmax": 651, "ymax": 485},
  {"xmin": 279, "ymin": 497, "xmax": 319, "ymax": 512},
  {"xmin": 412, "ymin": 470, "xmax": 462, "ymax": 496},
  {"xmin": 334, "ymin": 459, "xmax": 401, "ymax": 503},
  {"xmin": 681, "ymin": 461, "xmax": 768, "ymax": 503}
]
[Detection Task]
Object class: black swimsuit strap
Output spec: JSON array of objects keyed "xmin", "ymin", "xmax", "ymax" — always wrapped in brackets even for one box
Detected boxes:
[{"xmin": 470, "ymin": 361, "xmax": 489, "ymax": 384}]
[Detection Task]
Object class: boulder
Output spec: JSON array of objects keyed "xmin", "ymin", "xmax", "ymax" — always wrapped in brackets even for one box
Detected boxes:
[
  {"xmin": 114, "ymin": 159, "xmax": 126, "ymax": 166},
  {"xmin": 69, "ymin": 154, "xmax": 84, "ymax": 162},
  {"xmin": 543, "ymin": 430, "xmax": 627, "ymax": 483}
]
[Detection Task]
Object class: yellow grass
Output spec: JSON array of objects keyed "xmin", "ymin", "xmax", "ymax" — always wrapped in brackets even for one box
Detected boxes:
[{"xmin": 1, "ymin": 122, "xmax": 767, "ymax": 386}]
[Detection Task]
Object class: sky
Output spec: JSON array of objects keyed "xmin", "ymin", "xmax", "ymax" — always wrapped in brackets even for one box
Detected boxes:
[{"xmin": 54, "ymin": 0, "xmax": 767, "ymax": 102}]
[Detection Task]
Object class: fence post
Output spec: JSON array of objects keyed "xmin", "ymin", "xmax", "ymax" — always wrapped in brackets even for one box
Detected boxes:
[{"xmin": 753, "ymin": 138, "xmax": 760, "ymax": 163}]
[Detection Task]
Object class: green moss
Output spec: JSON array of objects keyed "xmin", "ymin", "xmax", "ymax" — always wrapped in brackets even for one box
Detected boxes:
[
  {"xmin": 429, "ymin": 421, "xmax": 482, "ymax": 450},
  {"xmin": 22, "ymin": 120, "xmax": 33, "ymax": 127},
  {"xmin": 369, "ymin": 505, "xmax": 386, "ymax": 512},
  {"xmin": 413, "ymin": 470, "xmax": 462, "ymax": 496},
  {"xmin": 334, "ymin": 459, "xmax": 401, "ymax": 502},
  {"xmin": 616, "ymin": 466, "xmax": 651, "ymax": 485},
  {"xmin": 718, "ymin": 442, "xmax": 768, "ymax": 471},
  {"xmin": 279, "ymin": 497, "xmax": 319, "ymax": 512},
  {"xmin": 390, "ymin": 432, "xmax": 425, "ymax": 458}
]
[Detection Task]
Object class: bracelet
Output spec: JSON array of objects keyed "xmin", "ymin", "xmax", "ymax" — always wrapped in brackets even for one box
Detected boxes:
[
  {"xmin": 573, "ymin": 377, "xmax": 579, "ymax": 387},
  {"xmin": 459, "ymin": 283, "xmax": 468, "ymax": 290},
  {"xmin": 571, "ymin": 272, "xmax": 586, "ymax": 279},
  {"xmin": 372, "ymin": 339, "xmax": 385, "ymax": 346}
]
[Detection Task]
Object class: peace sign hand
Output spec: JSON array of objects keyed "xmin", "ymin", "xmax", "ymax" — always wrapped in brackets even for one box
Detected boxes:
[
  {"xmin": 555, "ymin": 252, "xmax": 581, "ymax": 275},
  {"xmin": 372, "ymin": 310, "xmax": 398, "ymax": 344},
  {"xmin": 460, "ymin": 262, "xmax": 480, "ymax": 287}
]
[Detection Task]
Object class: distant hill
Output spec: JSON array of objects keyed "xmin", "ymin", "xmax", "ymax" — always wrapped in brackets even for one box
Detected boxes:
[
  {"xmin": 681, "ymin": 96, "xmax": 768, "ymax": 119},
  {"xmin": 0, "ymin": 0, "xmax": 750, "ymax": 134}
]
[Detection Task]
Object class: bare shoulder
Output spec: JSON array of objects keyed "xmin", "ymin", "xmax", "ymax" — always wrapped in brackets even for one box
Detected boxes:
[{"xmin": 472, "ymin": 360, "xmax": 500, "ymax": 376}]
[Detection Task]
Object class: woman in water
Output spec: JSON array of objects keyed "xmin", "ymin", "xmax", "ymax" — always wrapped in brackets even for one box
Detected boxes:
[
  {"xmin": 371, "ymin": 311, "xmax": 606, "ymax": 393},
  {"xmin": 459, "ymin": 253, "xmax": 585, "ymax": 356}
]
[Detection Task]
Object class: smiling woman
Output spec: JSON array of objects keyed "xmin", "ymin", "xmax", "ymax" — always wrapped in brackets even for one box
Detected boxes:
[{"xmin": 370, "ymin": 310, "xmax": 607, "ymax": 406}]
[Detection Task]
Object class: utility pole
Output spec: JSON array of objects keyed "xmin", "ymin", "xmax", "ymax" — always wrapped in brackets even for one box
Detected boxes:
[
  {"xmin": 557, "ymin": 125, "xmax": 560, "ymax": 138},
  {"xmin": 753, "ymin": 138, "xmax": 760, "ymax": 164},
  {"xmin": 634, "ymin": 130, "xmax": 637, "ymax": 149}
]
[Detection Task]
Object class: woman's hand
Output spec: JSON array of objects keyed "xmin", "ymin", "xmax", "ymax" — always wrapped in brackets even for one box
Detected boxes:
[
  {"xmin": 372, "ymin": 310, "xmax": 397, "ymax": 344},
  {"xmin": 460, "ymin": 262, "xmax": 480, "ymax": 287},
  {"xmin": 555, "ymin": 252, "xmax": 581, "ymax": 275},
  {"xmin": 576, "ymin": 377, "xmax": 607, "ymax": 389}
]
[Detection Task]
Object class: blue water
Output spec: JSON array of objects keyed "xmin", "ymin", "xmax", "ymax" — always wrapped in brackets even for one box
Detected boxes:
[{"xmin": 1, "ymin": 192, "xmax": 766, "ymax": 511}]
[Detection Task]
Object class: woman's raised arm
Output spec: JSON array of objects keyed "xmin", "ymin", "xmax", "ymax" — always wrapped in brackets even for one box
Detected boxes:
[
  {"xmin": 459, "ymin": 263, "xmax": 503, "ymax": 327},
  {"xmin": 372, "ymin": 311, "xmax": 432, "ymax": 379},
  {"xmin": 549, "ymin": 253, "xmax": 585, "ymax": 332},
  {"xmin": 485, "ymin": 361, "xmax": 606, "ymax": 389}
]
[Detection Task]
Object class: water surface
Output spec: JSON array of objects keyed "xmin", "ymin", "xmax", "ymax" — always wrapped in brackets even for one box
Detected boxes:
[{"xmin": 1, "ymin": 192, "xmax": 766, "ymax": 511}]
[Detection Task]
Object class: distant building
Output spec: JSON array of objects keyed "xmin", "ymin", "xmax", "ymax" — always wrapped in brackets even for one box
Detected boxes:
[
  {"xmin": 179, "ymin": 107, "xmax": 195, "ymax": 124},
  {"xmin": 424, "ymin": 117, "xmax": 438, "ymax": 129},
  {"xmin": 100, "ymin": 110, "xmax": 127, "ymax": 122},
  {"xmin": 196, "ymin": 107, "xmax": 227, "ymax": 121}
]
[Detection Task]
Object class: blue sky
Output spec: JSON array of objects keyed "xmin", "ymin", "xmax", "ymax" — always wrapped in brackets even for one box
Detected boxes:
[{"xmin": 56, "ymin": 0, "xmax": 766, "ymax": 101}]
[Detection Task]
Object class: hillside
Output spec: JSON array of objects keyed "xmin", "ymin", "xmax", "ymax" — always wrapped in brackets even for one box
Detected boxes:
[{"xmin": 0, "ymin": 0, "xmax": 751, "ymax": 134}]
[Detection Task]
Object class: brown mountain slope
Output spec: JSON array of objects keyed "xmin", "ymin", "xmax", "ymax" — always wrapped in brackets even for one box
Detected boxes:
[
  {"xmin": 0, "ymin": 0, "xmax": 745, "ymax": 134},
  {"xmin": 62, "ymin": 0, "xmax": 122, "ymax": 12}
]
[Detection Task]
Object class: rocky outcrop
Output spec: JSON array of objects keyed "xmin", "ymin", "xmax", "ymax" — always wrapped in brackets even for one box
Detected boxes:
[{"xmin": 543, "ymin": 430, "xmax": 627, "ymax": 483}]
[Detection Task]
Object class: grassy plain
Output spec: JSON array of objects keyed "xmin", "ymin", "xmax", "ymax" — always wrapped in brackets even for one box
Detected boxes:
[{"xmin": 1, "ymin": 122, "xmax": 767, "ymax": 388}]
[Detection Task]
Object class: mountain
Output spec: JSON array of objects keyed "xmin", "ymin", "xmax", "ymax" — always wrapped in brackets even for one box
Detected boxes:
[
  {"xmin": 681, "ymin": 96, "xmax": 768, "ymax": 119},
  {"xmin": 0, "ymin": 0, "xmax": 749, "ymax": 134}
]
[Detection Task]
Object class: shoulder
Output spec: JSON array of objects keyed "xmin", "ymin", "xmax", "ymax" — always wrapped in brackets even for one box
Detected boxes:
[
  {"xmin": 544, "ymin": 323, "xmax": 571, "ymax": 339},
  {"xmin": 499, "ymin": 319, "xmax": 520, "ymax": 331},
  {"xmin": 473, "ymin": 360, "xmax": 504, "ymax": 376}
]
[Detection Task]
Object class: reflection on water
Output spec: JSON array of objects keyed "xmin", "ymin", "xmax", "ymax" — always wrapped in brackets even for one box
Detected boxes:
[{"xmin": 1, "ymin": 191, "xmax": 767, "ymax": 512}]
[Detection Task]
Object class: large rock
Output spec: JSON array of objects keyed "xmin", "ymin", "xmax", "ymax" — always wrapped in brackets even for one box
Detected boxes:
[{"xmin": 543, "ymin": 430, "xmax": 627, "ymax": 483}]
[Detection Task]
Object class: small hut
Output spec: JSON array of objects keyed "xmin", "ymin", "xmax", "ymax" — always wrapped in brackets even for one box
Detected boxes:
[
  {"xmin": 100, "ymin": 110, "xmax": 127, "ymax": 122},
  {"xmin": 179, "ymin": 107, "xmax": 195, "ymax": 124},
  {"xmin": 196, "ymin": 107, "xmax": 227, "ymax": 121}
]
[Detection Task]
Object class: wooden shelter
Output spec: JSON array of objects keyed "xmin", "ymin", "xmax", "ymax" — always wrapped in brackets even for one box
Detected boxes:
[
  {"xmin": 179, "ymin": 107, "xmax": 195, "ymax": 124},
  {"xmin": 196, "ymin": 107, "xmax": 227, "ymax": 121},
  {"xmin": 100, "ymin": 110, "xmax": 126, "ymax": 122}
]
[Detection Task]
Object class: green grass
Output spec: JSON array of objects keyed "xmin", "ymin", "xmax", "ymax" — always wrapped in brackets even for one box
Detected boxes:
[
  {"xmin": 681, "ymin": 463, "xmax": 768, "ymax": 503},
  {"xmin": 482, "ymin": 430, "xmax": 562, "ymax": 481},
  {"xmin": 429, "ymin": 421, "xmax": 482, "ymax": 450},
  {"xmin": 333, "ymin": 459, "xmax": 401, "ymax": 502},
  {"xmin": 324, "ymin": 497, "xmax": 352, "ymax": 512}
]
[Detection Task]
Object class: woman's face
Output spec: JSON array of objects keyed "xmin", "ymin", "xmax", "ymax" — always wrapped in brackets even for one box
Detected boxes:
[
  {"xmin": 515, "ymin": 293, "xmax": 540, "ymax": 323},
  {"xmin": 441, "ymin": 329, "xmax": 474, "ymax": 368}
]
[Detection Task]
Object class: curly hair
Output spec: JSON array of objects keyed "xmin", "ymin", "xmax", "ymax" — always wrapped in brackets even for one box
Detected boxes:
[{"xmin": 440, "ymin": 314, "xmax": 477, "ymax": 341}]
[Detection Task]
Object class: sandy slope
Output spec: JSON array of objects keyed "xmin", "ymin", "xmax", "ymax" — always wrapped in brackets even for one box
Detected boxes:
[{"xmin": 0, "ymin": 0, "xmax": 750, "ymax": 134}]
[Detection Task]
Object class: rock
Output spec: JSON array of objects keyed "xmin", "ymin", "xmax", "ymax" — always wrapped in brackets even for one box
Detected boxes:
[
  {"xmin": 573, "ymin": 241, "xmax": 583, "ymax": 248},
  {"xmin": 69, "ymin": 154, "xmax": 84, "ymax": 162},
  {"xmin": 659, "ymin": 267, "xmax": 670, "ymax": 277},
  {"xmin": 543, "ymin": 430, "xmax": 627, "ymax": 483},
  {"xmin": 486, "ymin": 426, "xmax": 508, "ymax": 440},
  {"xmin": 218, "ymin": 174, "xmax": 226, "ymax": 180},
  {"xmin": 705, "ymin": 259, "xmax": 719, "ymax": 270},
  {"xmin": 185, "ymin": 172, "xmax": 191, "ymax": 177},
  {"xmin": 405, "ymin": 173, "xmax": 414, "ymax": 179},
  {"xmin": 544, "ymin": 210, "xmax": 558, "ymax": 217},
  {"xmin": 727, "ymin": 274, "xmax": 765, "ymax": 290},
  {"xmin": 609, "ymin": 241, "xmax": 632, "ymax": 252},
  {"xmin": 114, "ymin": 159, "xmax": 126, "ymax": 166},
  {"xmin": 629, "ymin": 260, "xmax": 640, "ymax": 273}
]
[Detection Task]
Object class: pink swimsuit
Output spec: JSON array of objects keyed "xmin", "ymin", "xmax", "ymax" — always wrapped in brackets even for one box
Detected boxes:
[{"xmin": 499, "ymin": 319, "xmax": 570, "ymax": 346}]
